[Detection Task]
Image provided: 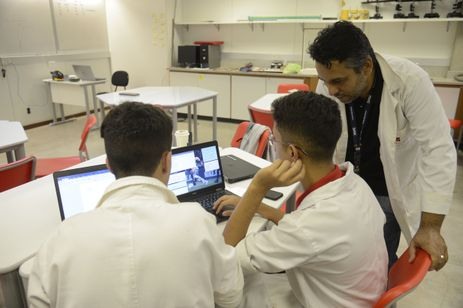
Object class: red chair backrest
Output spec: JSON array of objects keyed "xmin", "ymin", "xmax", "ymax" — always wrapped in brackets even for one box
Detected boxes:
[
  {"xmin": 78, "ymin": 115, "xmax": 97, "ymax": 158},
  {"xmin": 0, "ymin": 156, "xmax": 36, "ymax": 192},
  {"xmin": 449, "ymin": 119, "xmax": 462, "ymax": 129},
  {"xmin": 277, "ymin": 83, "xmax": 309, "ymax": 93},
  {"xmin": 373, "ymin": 248, "xmax": 431, "ymax": 308},
  {"xmin": 231, "ymin": 121, "xmax": 271, "ymax": 158},
  {"xmin": 249, "ymin": 109, "xmax": 274, "ymax": 130}
]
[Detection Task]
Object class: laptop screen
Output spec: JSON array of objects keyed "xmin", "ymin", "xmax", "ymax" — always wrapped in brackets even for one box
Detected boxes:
[
  {"xmin": 72, "ymin": 64, "xmax": 97, "ymax": 81},
  {"xmin": 53, "ymin": 164, "xmax": 115, "ymax": 220},
  {"xmin": 168, "ymin": 141, "xmax": 224, "ymax": 199}
]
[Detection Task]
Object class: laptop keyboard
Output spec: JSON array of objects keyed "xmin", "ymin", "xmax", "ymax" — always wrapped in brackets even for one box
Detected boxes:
[{"xmin": 195, "ymin": 190, "xmax": 229, "ymax": 222}]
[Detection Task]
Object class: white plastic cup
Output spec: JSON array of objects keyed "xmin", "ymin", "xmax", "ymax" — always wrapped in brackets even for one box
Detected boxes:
[{"xmin": 175, "ymin": 130, "xmax": 190, "ymax": 147}]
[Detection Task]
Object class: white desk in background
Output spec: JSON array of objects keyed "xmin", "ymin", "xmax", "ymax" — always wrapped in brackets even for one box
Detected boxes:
[
  {"xmin": 0, "ymin": 121, "xmax": 28, "ymax": 163},
  {"xmin": 248, "ymin": 93, "xmax": 287, "ymax": 114},
  {"xmin": 0, "ymin": 147, "xmax": 298, "ymax": 307},
  {"xmin": 43, "ymin": 79, "xmax": 107, "ymax": 128},
  {"xmin": 97, "ymin": 87, "xmax": 218, "ymax": 146}
]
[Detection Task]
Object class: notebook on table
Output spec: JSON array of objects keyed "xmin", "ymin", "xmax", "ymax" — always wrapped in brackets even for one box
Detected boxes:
[
  {"xmin": 168, "ymin": 141, "xmax": 233, "ymax": 223},
  {"xmin": 53, "ymin": 164, "xmax": 115, "ymax": 220},
  {"xmin": 72, "ymin": 65, "xmax": 106, "ymax": 81},
  {"xmin": 221, "ymin": 154, "xmax": 260, "ymax": 183}
]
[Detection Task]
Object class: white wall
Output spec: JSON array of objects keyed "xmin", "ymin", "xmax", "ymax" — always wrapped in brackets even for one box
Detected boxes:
[
  {"xmin": 0, "ymin": 0, "xmax": 111, "ymax": 125},
  {"xmin": 174, "ymin": 0, "xmax": 463, "ymax": 78},
  {"xmin": 105, "ymin": 0, "xmax": 174, "ymax": 88}
]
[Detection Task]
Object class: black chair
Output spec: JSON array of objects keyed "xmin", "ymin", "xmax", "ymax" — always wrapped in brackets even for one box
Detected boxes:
[{"xmin": 111, "ymin": 70, "xmax": 129, "ymax": 91}]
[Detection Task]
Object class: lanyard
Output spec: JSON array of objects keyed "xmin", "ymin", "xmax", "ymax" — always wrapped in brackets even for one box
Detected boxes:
[{"xmin": 347, "ymin": 95, "xmax": 372, "ymax": 173}]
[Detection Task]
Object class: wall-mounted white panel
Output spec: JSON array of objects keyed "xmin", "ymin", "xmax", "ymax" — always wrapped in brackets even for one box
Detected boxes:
[
  {"xmin": 52, "ymin": 0, "xmax": 109, "ymax": 51},
  {"xmin": 0, "ymin": 0, "xmax": 56, "ymax": 55}
]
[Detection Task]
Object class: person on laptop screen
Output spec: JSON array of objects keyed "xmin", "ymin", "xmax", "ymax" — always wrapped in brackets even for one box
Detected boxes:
[
  {"xmin": 214, "ymin": 92, "xmax": 387, "ymax": 307},
  {"xmin": 28, "ymin": 102, "xmax": 243, "ymax": 307}
]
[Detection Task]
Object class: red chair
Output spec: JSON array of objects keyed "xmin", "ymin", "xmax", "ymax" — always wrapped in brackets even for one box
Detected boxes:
[
  {"xmin": 373, "ymin": 248, "xmax": 431, "ymax": 308},
  {"xmin": 0, "ymin": 156, "xmax": 36, "ymax": 192},
  {"xmin": 35, "ymin": 115, "xmax": 97, "ymax": 178},
  {"xmin": 449, "ymin": 119, "xmax": 462, "ymax": 151},
  {"xmin": 277, "ymin": 83, "xmax": 309, "ymax": 93},
  {"xmin": 231, "ymin": 121, "xmax": 271, "ymax": 158},
  {"xmin": 248, "ymin": 108, "xmax": 274, "ymax": 130}
]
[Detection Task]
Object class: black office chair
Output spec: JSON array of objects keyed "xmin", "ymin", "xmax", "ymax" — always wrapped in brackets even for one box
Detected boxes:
[{"xmin": 111, "ymin": 70, "xmax": 129, "ymax": 91}]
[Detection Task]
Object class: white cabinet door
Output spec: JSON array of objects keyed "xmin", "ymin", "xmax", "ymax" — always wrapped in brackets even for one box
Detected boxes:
[
  {"xmin": 169, "ymin": 72, "xmax": 231, "ymax": 118},
  {"xmin": 265, "ymin": 77, "xmax": 306, "ymax": 93},
  {"xmin": 196, "ymin": 73, "xmax": 230, "ymax": 118},
  {"xmin": 231, "ymin": 76, "xmax": 266, "ymax": 120},
  {"xmin": 169, "ymin": 72, "xmax": 196, "ymax": 114}
]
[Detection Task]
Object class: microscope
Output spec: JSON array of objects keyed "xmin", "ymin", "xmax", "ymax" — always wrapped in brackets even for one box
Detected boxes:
[
  {"xmin": 370, "ymin": 0, "xmax": 383, "ymax": 19},
  {"xmin": 408, "ymin": 2, "xmax": 419, "ymax": 18},
  {"xmin": 424, "ymin": 0, "xmax": 440, "ymax": 18},
  {"xmin": 394, "ymin": 0, "xmax": 407, "ymax": 18},
  {"xmin": 447, "ymin": 0, "xmax": 463, "ymax": 17}
]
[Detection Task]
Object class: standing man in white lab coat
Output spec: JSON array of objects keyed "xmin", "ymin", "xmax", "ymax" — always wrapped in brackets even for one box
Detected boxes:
[
  {"xmin": 28, "ymin": 102, "xmax": 243, "ymax": 308},
  {"xmin": 309, "ymin": 21, "xmax": 456, "ymax": 270}
]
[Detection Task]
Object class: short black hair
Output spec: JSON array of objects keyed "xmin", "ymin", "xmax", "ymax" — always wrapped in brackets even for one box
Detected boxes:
[
  {"xmin": 100, "ymin": 102, "xmax": 172, "ymax": 178},
  {"xmin": 272, "ymin": 92, "xmax": 341, "ymax": 162},
  {"xmin": 308, "ymin": 21, "xmax": 374, "ymax": 73}
]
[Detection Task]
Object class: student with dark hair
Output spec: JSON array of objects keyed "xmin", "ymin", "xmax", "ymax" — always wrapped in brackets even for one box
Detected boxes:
[
  {"xmin": 309, "ymin": 21, "xmax": 456, "ymax": 271},
  {"xmin": 28, "ymin": 102, "xmax": 243, "ymax": 308},
  {"xmin": 215, "ymin": 92, "xmax": 387, "ymax": 307}
]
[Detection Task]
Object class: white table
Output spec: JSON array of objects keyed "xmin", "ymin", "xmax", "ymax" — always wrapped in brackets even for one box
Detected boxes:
[
  {"xmin": 248, "ymin": 93, "xmax": 287, "ymax": 114},
  {"xmin": 0, "ymin": 147, "xmax": 298, "ymax": 306},
  {"xmin": 43, "ymin": 79, "xmax": 107, "ymax": 128},
  {"xmin": 96, "ymin": 87, "xmax": 218, "ymax": 146},
  {"xmin": 0, "ymin": 121, "xmax": 28, "ymax": 163}
]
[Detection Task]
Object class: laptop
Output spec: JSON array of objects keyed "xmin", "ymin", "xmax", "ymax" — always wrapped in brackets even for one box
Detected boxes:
[
  {"xmin": 221, "ymin": 154, "xmax": 260, "ymax": 183},
  {"xmin": 53, "ymin": 164, "xmax": 115, "ymax": 220},
  {"xmin": 168, "ymin": 141, "xmax": 233, "ymax": 223},
  {"xmin": 72, "ymin": 65, "xmax": 105, "ymax": 81}
]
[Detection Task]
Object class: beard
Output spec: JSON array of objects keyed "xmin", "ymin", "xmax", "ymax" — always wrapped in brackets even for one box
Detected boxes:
[{"xmin": 336, "ymin": 73, "xmax": 370, "ymax": 104}]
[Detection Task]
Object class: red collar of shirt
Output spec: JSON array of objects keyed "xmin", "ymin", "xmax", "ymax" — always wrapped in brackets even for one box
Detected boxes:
[{"xmin": 296, "ymin": 165, "xmax": 344, "ymax": 209}]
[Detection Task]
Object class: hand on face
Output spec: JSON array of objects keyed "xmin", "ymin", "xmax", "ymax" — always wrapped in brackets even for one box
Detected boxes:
[{"xmin": 253, "ymin": 159, "xmax": 305, "ymax": 192}]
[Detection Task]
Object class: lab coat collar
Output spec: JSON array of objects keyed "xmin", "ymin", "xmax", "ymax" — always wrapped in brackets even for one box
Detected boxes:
[
  {"xmin": 296, "ymin": 162, "xmax": 355, "ymax": 211},
  {"xmin": 296, "ymin": 164, "xmax": 344, "ymax": 208},
  {"xmin": 96, "ymin": 175, "xmax": 179, "ymax": 208}
]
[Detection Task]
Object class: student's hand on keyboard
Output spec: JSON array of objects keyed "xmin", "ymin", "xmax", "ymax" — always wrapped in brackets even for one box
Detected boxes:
[
  {"xmin": 253, "ymin": 159, "xmax": 305, "ymax": 192},
  {"xmin": 213, "ymin": 195, "xmax": 240, "ymax": 216}
]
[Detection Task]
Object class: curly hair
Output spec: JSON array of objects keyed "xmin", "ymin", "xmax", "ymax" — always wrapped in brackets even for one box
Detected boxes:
[
  {"xmin": 101, "ymin": 102, "xmax": 172, "ymax": 178},
  {"xmin": 308, "ymin": 21, "xmax": 374, "ymax": 73},
  {"xmin": 272, "ymin": 91, "xmax": 341, "ymax": 162}
]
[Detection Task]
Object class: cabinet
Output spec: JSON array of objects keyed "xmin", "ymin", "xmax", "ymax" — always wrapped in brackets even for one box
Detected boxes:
[
  {"xmin": 170, "ymin": 72, "xmax": 231, "ymax": 118},
  {"xmin": 231, "ymin": 75, "xmax": 306, "ymax": 120},
  {"xmin": 231, "ymin": 76, "xmax": 266, "ymax": 120}
]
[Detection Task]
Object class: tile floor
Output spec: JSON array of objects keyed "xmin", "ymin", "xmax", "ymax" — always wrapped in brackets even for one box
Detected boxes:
[{"xmin": 1, "ymin": 115, "xmax": 462, "ymax": 307}]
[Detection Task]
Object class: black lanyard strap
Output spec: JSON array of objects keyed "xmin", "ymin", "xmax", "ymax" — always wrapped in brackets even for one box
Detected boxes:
[{"xmin": 347, "ymin": 95, "xmax": 372, "ymax": 173}]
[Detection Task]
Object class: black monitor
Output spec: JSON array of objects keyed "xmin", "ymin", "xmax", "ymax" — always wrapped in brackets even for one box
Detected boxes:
[{"xmin": 178, "ymin": 45, "xmax": 199, "ymax": 68}]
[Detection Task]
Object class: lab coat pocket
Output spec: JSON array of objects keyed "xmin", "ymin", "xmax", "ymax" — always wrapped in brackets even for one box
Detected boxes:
[
  {"xmin": 393, "ymin": 127, "xmax": 411, "ymax": 147},
  {"xmin": 394, "ymin": 126, "xmax": 418, "ymax": 188}
]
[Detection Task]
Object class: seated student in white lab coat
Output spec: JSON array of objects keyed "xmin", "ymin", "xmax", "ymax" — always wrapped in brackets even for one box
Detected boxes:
[
  {"xmin": 28, "ymin": 102, "xmax": 243, "ymax": 308},
  {"xmin": 214, "ymin": 92, "xmax": 388, "ymax": 307}
]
